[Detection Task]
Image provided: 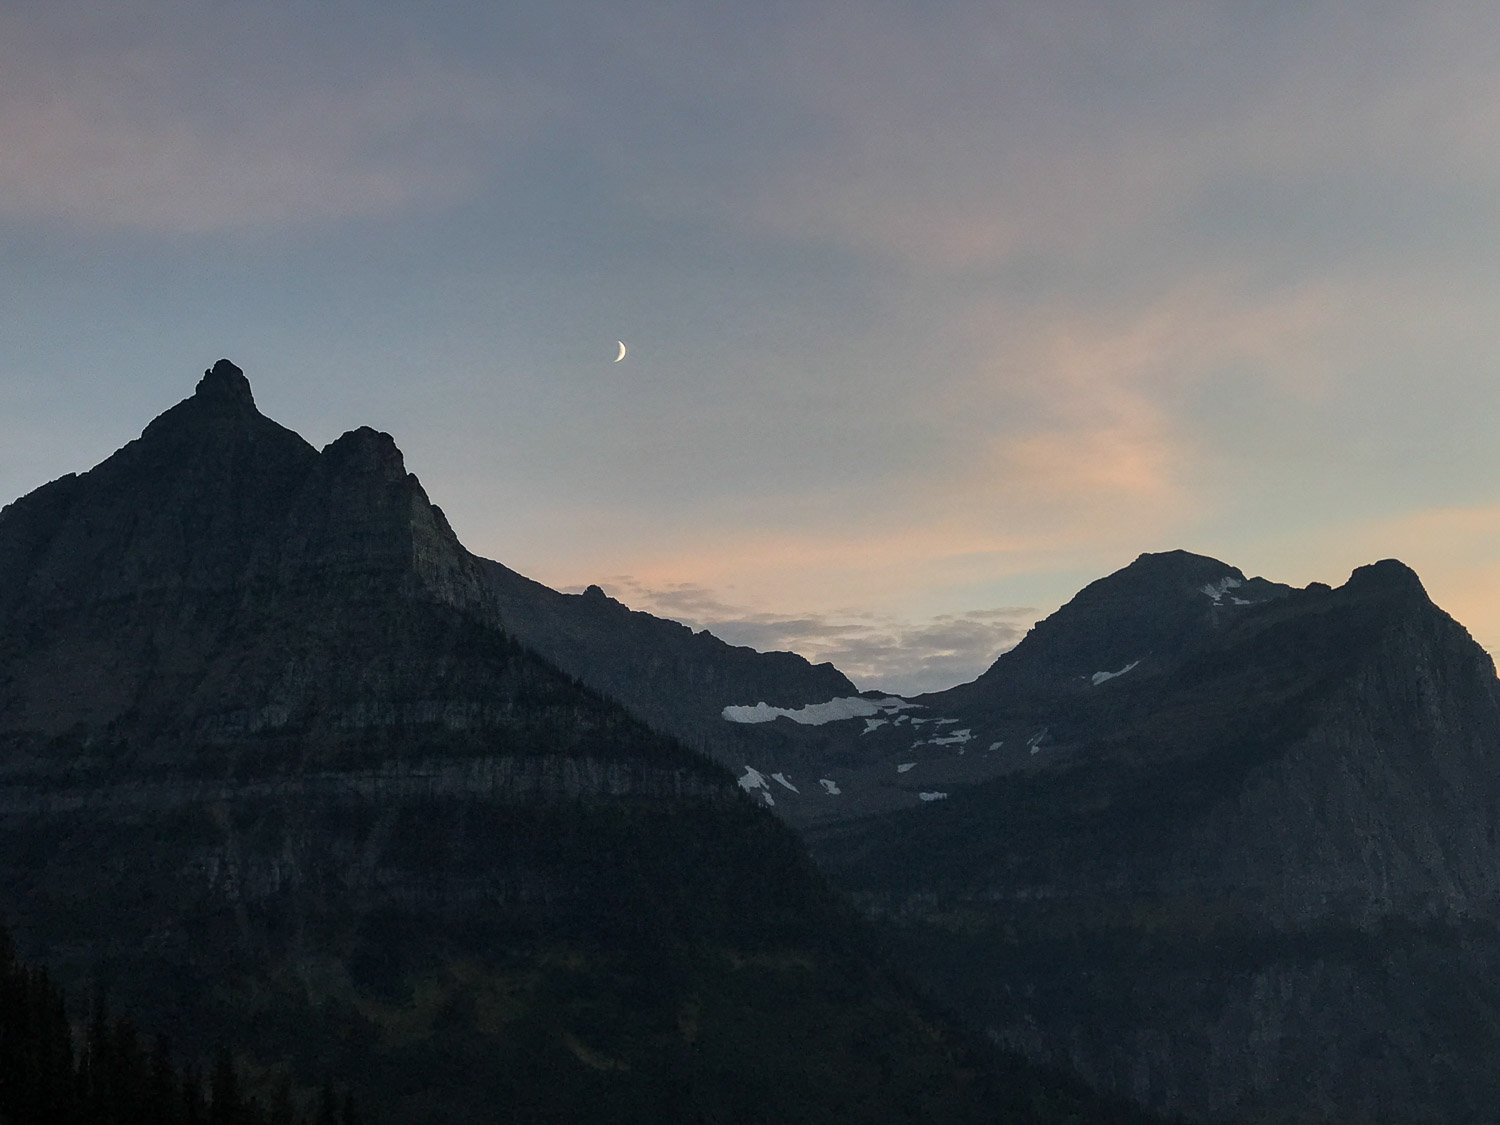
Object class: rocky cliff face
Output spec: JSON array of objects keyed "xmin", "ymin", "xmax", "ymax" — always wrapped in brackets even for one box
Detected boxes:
[
  {"xmin": 0, "ymin": 361, "xmax": 1165, "ymax": 1124},
  {"xmin": 1164, "ymin": 561, "xmax": 1500, "ymax": 926},
  {"xmin": 807, "ymin": 553, "xmax": 1500, "ymax": 1123}
]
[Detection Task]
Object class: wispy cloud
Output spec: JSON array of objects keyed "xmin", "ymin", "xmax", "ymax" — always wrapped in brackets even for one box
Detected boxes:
[
  {"xmin": 0, "ymin": 7, "xmax": 551, "ymax": 231},
  {"xmin": 719, "ymin": 4, "xmax": 1500, "ymax": 272}
]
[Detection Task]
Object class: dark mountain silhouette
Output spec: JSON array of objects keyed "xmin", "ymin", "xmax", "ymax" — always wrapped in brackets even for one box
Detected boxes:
[
  {"xmin": 0, "ymin": 361, "xmax": 1167, "ymax": 1124},
  {"xmin": 481, "ymin": 559, "xmax": 856, "ymax": 760},
  {"xmin": 946, "ymin": 548, "xmax": 1293, "ymax": 704},
  {"xmin": 483, "ymin": 538, "xmax": 1500, "ymax": 1121},
  {"xmin": 805, "ymin": 551, "xmax": 1500, "ymax": 1123}
]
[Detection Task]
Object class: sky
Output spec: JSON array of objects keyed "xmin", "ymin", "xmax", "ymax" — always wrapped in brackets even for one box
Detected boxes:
[{"xmin": 3, "ymin": 2, "xmax": 1500, "ymax": 694}]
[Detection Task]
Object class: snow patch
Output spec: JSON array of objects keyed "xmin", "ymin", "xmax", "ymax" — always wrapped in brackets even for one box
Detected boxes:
[
  {"xmin": 919, "ymin": 792, "xmax": 948, "ymax": 802},
  {"xmin": 896, "ymin": 762, "xmax": 917, "ymax": 773},
  {"xmin": 737, "ymin": 766, "xmax": 769, "ymax": 794},
  {"xmin": 1201, "ymin": 576, "xmax": 1243, "ymax": 604},
  {"xmin": 1027, "ymin": 730, "xmax": 1048, "ymax": 756},
  {"xmin": 1091, "ymin": 660, "xmax": 1140, "ymax": 686},
  {"xmin": 771, "ymin": 772, "xmax": 799, "ymax": 793},
  {"xmin": 722, "ymin": 696, "xmax": 917, "ymax": 726},
  {"xmin": 761, "ymin": 791, "xmax": 775, "ymax": 807},
  {"xmin": 819, "ymin": 779, "xmax": 841, "ymax": 796},
  {"xmin": 988, "ymin": 742, "xmax": 1002, "ymax": 752},
  {"xmin": 862, "ymin": 718, "xmax": 888, "ymax": 734},
  {"xmin": 930, "ymin": 728, "xmax": 972, "ymax": 746}
]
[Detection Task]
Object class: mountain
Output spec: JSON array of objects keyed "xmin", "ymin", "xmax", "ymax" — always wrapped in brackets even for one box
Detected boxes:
[
  {"xmin": 945, "ymin": 548, "xmax": 1293, "ymax": 704},
  {"xmin": 480, "ymin": 559, "xmax": 857, "ymax": 758},
  {"xmin": 803, "ymin": 551, "xmax": 1500, "ymax": 1123},
  {"xmin": 502, "ymin": 551, "xmax": 1297, "ymax": 830},
  {"xmin": 0, "ymin": 361, "xmax": 1167, "ymax": 1124},
  {"xmin": 22, "ymin": 361, "xmax": 1490, "ymax": 1121}
]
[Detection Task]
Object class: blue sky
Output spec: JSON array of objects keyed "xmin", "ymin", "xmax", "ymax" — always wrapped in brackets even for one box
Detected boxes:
[{"xmin": 4, "ymin": 2, "xmax": 1500, "ymax": 692}]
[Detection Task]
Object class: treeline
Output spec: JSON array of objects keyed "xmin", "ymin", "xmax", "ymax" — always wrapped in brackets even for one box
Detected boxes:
[{"xmin": 0, "ymin": 925, "xmax": 356, "ymax": 1125}]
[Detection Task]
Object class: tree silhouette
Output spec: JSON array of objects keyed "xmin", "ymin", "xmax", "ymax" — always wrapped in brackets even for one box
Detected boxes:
[{"xmin": 0, "ymin": 920, "xmax": 361, "ymax": 1125}]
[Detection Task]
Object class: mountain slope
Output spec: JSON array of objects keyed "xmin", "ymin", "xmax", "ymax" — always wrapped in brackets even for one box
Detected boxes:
[
  {"xmin": 946, "ymin": 548, "xmax": 1292, "ymax": 705},
  {"xmin": 0, "ymin": 361, "xmax": 1165, "ymax": 1124},
  {"xmin": 481, "ymin": 559, "xmax": 856, "ymax": 756},
  {"xmin": 807, "ymin": 554, "xmax": 1500, "ymax": 1123}
]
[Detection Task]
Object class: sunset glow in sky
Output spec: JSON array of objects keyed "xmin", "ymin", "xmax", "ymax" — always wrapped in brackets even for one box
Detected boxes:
[{"xmin": 4, "ymin": 3, "xmax": 1500, "ymax": 692}]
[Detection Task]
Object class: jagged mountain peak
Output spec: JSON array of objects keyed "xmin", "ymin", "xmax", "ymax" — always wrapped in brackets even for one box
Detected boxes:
[
  {"xmin": 0, "ymin": 363, "xmax": 320, "ymax": 619},
  {"xmin": 0, "ymin": 362, "xmax": 491, "ymax": 641},
  {"xmin": 1344, "ymin": 556, "xmax": 1429, "ymax": 599},
  {"xmin": 573, "ymin": 583, "xmax": 635, "ymax": 616},
  {"xmin": 321, "ymin": 425, "xmax": 409, "ymax": 479},
  {"xmin": 136, "ymin": 360, "xmax": 307, "ymax": 456},
  {"xmin": 194, "ymin": 358, "xmax": 255, "ymax": 407}
]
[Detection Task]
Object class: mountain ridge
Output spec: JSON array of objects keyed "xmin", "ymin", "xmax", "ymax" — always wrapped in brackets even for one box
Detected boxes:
[{"xmin": 475, "ymin": 522, "xmax": 1500, "ymax": 1121}]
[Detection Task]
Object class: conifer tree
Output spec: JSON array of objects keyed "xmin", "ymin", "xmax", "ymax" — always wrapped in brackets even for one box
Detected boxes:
[
  {"xmin": 150, "ymin": 1035, "xmax": 178, "ymax": 1118},
  {"xmin": 211, "ymin": 1047, "xmax": 244, "ymax": 1125},
  {"xmin": 0, "ymin": 921, "xmax": 361, "ymax": 1125},
  {"xmin": 316, "ymin": 1081, "xmax": 339, "ymax": 1125},
  {"xmin": 267, "ymin": 1076, "xmax": 296, "ymax": 1125},
  {"xmin": 183, "ymin": 1065, "xmax": 209, "ymax": 1125}
]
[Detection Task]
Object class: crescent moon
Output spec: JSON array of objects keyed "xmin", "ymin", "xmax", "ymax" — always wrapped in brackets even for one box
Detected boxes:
[{"xmin": 615, "ymin": 341, "xmax": 627, "ymax": 362}]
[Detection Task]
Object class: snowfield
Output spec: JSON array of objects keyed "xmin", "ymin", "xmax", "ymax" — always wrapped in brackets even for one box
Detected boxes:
[
  {"xmin": 722, "ymin": 696, "xmax": 918, "ymax": 725},
  {"xmin": 1091, "ymin": 661, "xmax": 1139, "ymax": 686},
  {"xmin": 736, "ymin": 766, "xmax": 777, "ymax": 807}
]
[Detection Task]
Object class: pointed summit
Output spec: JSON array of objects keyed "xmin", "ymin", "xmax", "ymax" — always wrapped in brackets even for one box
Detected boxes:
[
  {"xmin": 0, "ymin": 361, "xmax": 317, "ymax": 617},
  {"xmin": 321, "ymin": 426, "xmax": 408, "ymax": 480},
  {"xmin": 140, "ymin": 358, "xmax": 280, "ymax": 446},
  {"xmin": 194, "ymin": 358, "xmax": 255, "ymax": 408}
]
